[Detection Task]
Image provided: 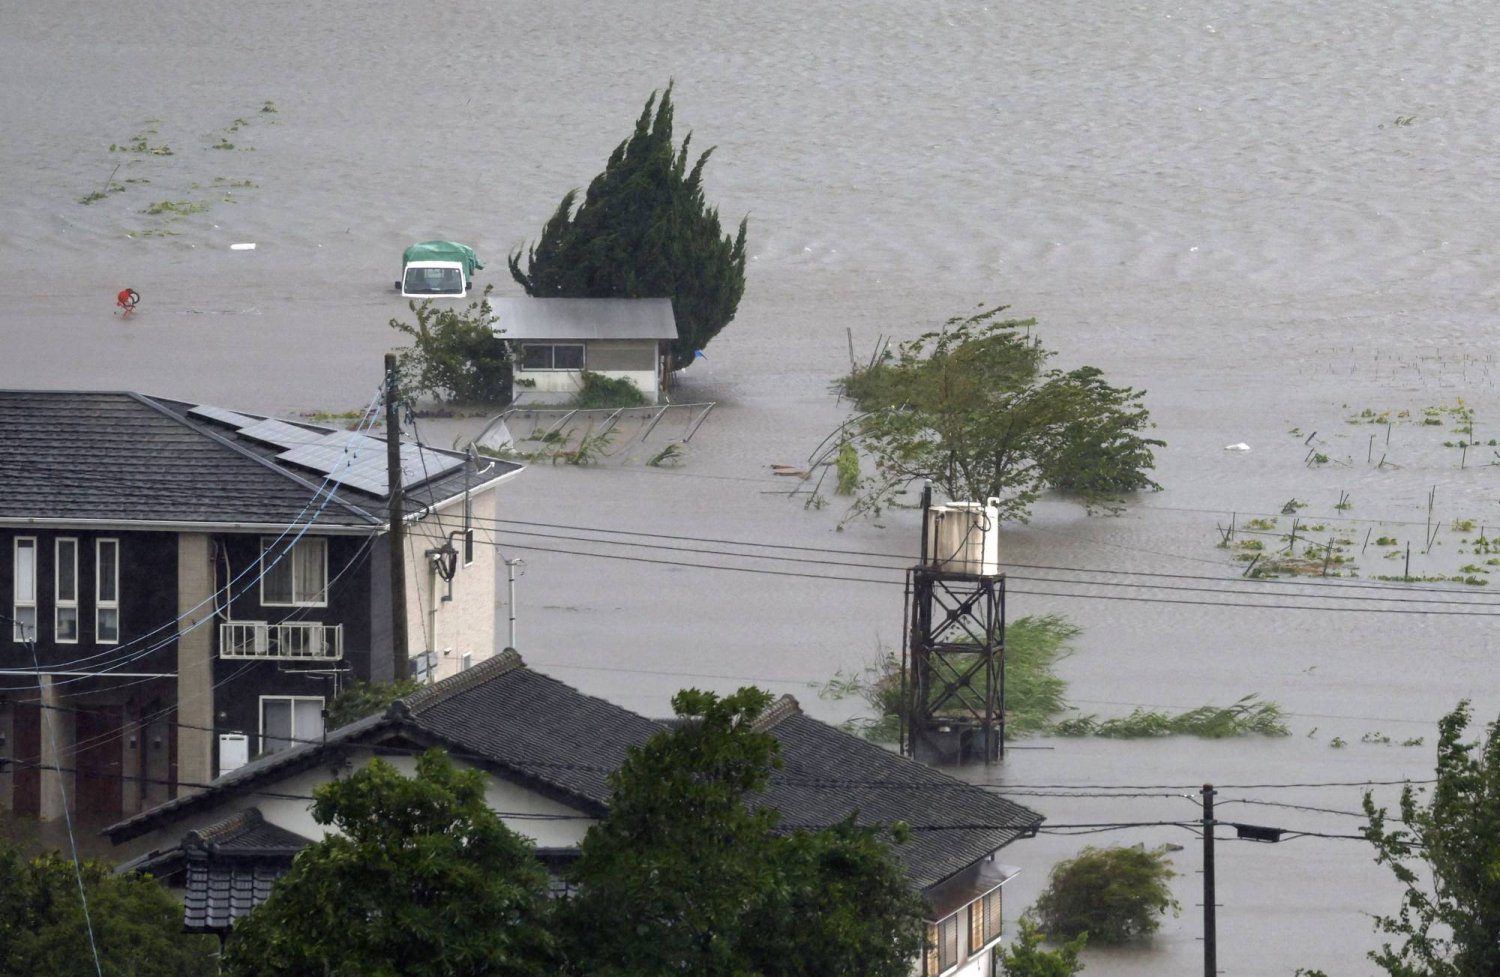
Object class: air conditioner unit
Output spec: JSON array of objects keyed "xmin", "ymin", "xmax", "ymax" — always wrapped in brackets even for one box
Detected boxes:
[{"xmin": 924, "ymin": 498, "xmax": 1001, "ymax": 576}]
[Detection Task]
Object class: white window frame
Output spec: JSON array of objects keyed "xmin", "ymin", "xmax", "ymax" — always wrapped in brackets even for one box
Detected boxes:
[
  {"xmin": 258, "ymin": 694, "xmax": 325, "ymax": 754},
  {"xmin": 96, "ymin": 538, "xmax": 120, "ymax": 645},
  {"xmin": 520, "ymin": 343, "xmax": 585, "ymax": 371},
  {"xmin": 13, "ymin": 537, "xmax": 37, "ymax": 642},
  {"xmin": 259, "ymin": 536, "xmax": 329, "ymax": 608},
  {"xmin": 55, "ymin": 537, "xmax": 79, "ymax": 644}
]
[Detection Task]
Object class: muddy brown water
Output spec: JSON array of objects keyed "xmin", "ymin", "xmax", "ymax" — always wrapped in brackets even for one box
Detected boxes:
[{"xmin": 4, "ymin": 1, "xmax": 1499, "ymax": 972}]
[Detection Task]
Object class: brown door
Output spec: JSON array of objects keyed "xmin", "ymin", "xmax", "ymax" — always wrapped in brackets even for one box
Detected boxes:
[
  {"xmin": 74, "ymin": 706, "xmax": 124, "ymax": 817},
  {"xmin": 10, "ymin": 702, "xmax": 40, "ymax": 817}
]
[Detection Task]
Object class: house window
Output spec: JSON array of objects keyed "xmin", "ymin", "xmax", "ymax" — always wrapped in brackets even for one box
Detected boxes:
[
  {"xmin": 969, "ymin": 886, "xmax": 1002, "ymax": 951},
  {"xmin": 261, "ymin": 537, "xmax": 328, "ymax": 606},
  {"xmin": 95, "ymin": 539, "xmax": 120, "ymax": 644},
  {"xmin": 520, "ymin": 343, "xmax": 585, "ymax": 371},
  {"xmin": 260, "ymin": 696, "xmax": 325, "ymax": 754},
  {"xmin": 13, "ymin": 537, "xmax": 37, "ymax": 642},
  {"xmin": 925, "ymin": 914, "xmax": 961, "ymax": 975},
  {"xmin": 55, "ymin": 538, "xmax": 79, "ymax": 643}
]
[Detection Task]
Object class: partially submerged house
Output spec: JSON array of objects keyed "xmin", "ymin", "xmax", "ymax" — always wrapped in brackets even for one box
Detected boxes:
[
  {"xmin": 107, "ymin": 652, "xmax": 1042, "ymax": 976},
  {"xmin": 491, "ymin": 297, "xmax": 678, "ymax": 405},
  {"xmin": 0, "ymin": 391, "xmax": 520, "ymax": 821}
]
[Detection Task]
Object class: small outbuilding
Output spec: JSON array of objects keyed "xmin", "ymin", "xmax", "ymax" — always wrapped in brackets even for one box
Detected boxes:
[{"xmin": 489, "ymin": 297, "xmax": 678, "ymax": 405}]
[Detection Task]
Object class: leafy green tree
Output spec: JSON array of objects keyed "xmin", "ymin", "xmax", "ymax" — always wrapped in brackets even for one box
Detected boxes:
[
  {"xmin": 1360, "ymin": 701, "xmax": 1500, "ymax": 977},
  {"xmin": 222, "ymin": 749, "xmax": 552, "ymax": 977},
  {"xmin": 509, "ymin": 85, "xmax": 748, "ymax": 371},
  {"xmin": 561, "ymin": 687, "xmax": 923, "ymax": 977},
  {"xmin": 0, "ymin": 839, "xmax": 216, "ymax": 977},
  {"xmin": 389, "ymin": 287, "xmax": 511, "ymax": 404},
  {"xmin": 1030, "ymin": 845, "xmax": 1179, "ymax": 944},
  {"xmin": 839, "ymin": 307, "xmax": 1162, "ymax": 520},
  {"xmin": 998, "ymin": 918, "xmax": 1087, "ymax": 977},
  {"xmin": 325, "ymin": 678, "xmax": 423, "ymax": 728}
]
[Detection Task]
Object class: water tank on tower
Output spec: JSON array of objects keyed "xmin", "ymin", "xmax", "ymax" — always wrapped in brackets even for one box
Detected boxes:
[{"xmin": 923, "ymin": 498, "xmax": 1001, "ymax": 576}]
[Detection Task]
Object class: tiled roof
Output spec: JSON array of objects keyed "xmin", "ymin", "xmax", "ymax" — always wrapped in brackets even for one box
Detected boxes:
[
  {"xmin": 754, "ymin": 696, "xmax": 1043, "ymax": 890},
  {"xmin": 183, "ymin": 859, "xmax": 291, "ymax": 933},
  {"xmin": 0, "ymin": 391, "xmax": 519, "ymax": 528},
  {"xmin": 397, "ymin": 650, "xmax": 666, "ymax": 809},
  {"xmin": 184, "ymin": 807, "xmax": 311, "ymax": 856},
  {"xmin": 108, "ymin": 661, "xmax": 1040, "ymax": 895}
]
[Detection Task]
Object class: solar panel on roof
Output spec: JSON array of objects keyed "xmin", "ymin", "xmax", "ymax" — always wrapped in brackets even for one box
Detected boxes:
[
  {"xmin": 274, "ymin": 433, "xmax": 463, "ymax": 497},
  {"xmin": 189, "ymin": 404, "xmax": 260, "ymax": 429},
  {"xmin": 237, "ymin": 419, "xmax": 331, "ymax": 449}
]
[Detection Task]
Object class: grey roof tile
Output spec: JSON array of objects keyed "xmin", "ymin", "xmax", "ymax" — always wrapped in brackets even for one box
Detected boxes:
[{"xmin": 0, "ymin": 391, "xmax": 520, "ymax": 528}]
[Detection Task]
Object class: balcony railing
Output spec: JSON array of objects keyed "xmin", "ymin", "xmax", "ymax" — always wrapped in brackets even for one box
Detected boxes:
[{"xmin": 220, "ymin": 621, "xmax": 343, "ymax": 661}]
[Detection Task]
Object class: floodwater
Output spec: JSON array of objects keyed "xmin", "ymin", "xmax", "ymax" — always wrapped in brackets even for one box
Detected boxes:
[{"xmin": 4, "ymin": 1, "xmax": 1499, "ymax": 973}]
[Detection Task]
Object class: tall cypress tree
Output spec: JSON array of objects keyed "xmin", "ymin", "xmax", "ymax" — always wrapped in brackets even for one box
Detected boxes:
[{"xmin": 509, "ymin": 85, "xmax": 748, "ymax": 371}]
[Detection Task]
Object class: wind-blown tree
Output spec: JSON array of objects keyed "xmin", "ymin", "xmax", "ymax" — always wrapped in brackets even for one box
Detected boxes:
[
  {"xmin": 1359, "ymin": 701, "xmax": 1500, "ymax": 977},
  {"xmin": 839, "ymin": 306, "xmax": 1162, "ymax": 520},
  {"xmin": 0, "ymin": 839, "xmax": 216, "ymax": 977},
  {"xmin": 560, "ymin": 687, "xmax": 923, "ymax": 977},
  {"xmin": 222, "ymin": 750, "xmax": 552, "ymax": 977},
  {"xmin": 509, "ymin": 85, "xmax": 748, "ymax": 371}
]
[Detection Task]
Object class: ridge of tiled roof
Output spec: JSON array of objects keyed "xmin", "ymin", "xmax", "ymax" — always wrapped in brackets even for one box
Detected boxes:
[
  {"xmin": 391, "ymin": 648, "xmax": 526, "ymax": 717},
  {"xmin": 752, "ymin": 694, "xmax": 803, "ymax": 731},
  {"xmin": 105, "ymin": 712, "xmax": 394, "ymax": 843}
]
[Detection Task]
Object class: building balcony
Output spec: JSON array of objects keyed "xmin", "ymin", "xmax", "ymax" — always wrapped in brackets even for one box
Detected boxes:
[{"xmin": 219, "ymin": 621, "xmax": 343, "ymax": 661}]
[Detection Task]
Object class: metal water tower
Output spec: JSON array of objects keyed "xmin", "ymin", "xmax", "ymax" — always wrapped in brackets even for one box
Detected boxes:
[{"xmin": 901, "ymin": 485, "xmax": 1006, "ymax": 764}]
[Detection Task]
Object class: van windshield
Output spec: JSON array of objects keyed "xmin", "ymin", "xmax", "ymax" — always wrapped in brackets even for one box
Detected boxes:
[{"xmin": 404, "ymin": 267, "xmax": 464, "ymax": 294}]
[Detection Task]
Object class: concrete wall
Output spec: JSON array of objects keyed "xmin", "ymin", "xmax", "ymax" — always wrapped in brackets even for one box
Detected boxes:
[
  {"xmin": 176, "ymin": 534, "xmax": 215, "ymax": 794},
  {"xmin": 401, "ymin": 487, "xmax": 499, "ymax": 683}
]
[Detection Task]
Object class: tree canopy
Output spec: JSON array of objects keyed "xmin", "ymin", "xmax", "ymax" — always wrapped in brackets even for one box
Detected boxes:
[
  {"xmin": 1360, "ymin": 701, "xmax": 1500, "ymax": 977},
  {"xmin": 839, "ymin": 307, "xmax": 1162, "ymax": 520},
  {"xmin": 0, "ymin": 839, "xmax": 216, "ymax": 977},
  {"xmin": 1029, "ymin": 844, "xmax": 1179, "ymax": 944},
  {"xmin": 560, "ymin": 687, "xmax": 923, "ymax": 977},
  {"xmin": 222, "ymin": 749, "xmax": 553, "ymax": 977},
  {"xmin": 998, "ymin": 918, "xmax": 1087, "ymax": 977},
  {"xmin": 389, "ymin": 287, "xmax": 511, "ymax": 405},
  {"xmin": 509, "ymin": 85, "xmax": 748, "ymax": 371}
]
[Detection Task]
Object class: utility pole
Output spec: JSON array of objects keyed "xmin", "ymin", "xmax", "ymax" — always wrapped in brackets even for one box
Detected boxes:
[
  {"xmin": 504, "ymin": 557, "xmax": 524, "ymax": 648},
  {"xmin": 1203, "ymin": 783, "xmax": 1217, "ymax": 977},
  {"xmin": 384, "ymin": 353, "xmax": 409, "ymax": 680}
]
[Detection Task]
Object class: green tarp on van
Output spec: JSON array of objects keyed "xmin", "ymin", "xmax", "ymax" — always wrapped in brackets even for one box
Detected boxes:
[{"xmin": 402, "ymin": 241, "xmax": 484, "ymax": 276}]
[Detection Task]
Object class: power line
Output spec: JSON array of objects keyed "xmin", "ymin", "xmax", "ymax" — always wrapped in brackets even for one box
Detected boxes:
[{"xmin": 475, "ymin": 515, "xmax": 1500, "ymax": 601}]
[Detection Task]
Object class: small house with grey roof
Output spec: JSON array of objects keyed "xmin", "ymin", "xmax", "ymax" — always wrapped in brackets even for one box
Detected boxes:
[
  {"xmin": 491, "ymin": 297, "xmax": 678, "ymax": 404},
  {"xmin": 0, "ymin": 390, "xmax": 521, "ymax": 823},
  {"xmin": 107, "ymin": 651, "xmax": 1042, "ymax": 976}
]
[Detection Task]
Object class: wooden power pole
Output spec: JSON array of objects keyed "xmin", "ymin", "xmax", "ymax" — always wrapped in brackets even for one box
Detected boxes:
[{"xmin": 385, "ymin": 353, "xmax": 409, "ymax": 680}]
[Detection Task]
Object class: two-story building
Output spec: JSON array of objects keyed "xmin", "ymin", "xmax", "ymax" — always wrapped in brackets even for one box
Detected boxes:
[
  {"xmin": 107, "ymin": 651, "xmax": 1043, "ymax": 977},
  {"xmin": 0, "ymin": 390, "xmax": 520, "ymax": 821}
]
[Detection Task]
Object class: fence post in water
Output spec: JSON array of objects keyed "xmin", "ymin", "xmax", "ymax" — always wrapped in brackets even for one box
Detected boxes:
[{"xmin": 1405, "ymin": 543, "xmax": 1411, "ymax": 580}]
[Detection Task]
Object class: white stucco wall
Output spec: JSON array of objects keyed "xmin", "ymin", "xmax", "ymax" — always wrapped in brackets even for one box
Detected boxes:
[
  {"xmin": 114, "ymin": 746, "xmax": 595, "ymax": 862},
  {"xmin": 402, "ymin": 487, "xmax": 499, "ymax": 683}
]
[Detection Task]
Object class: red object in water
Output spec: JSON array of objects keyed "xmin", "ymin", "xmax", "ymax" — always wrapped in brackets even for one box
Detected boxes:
[{"xmin": 116, "ymin": 288, "xmax": 140, "ymax": 316}]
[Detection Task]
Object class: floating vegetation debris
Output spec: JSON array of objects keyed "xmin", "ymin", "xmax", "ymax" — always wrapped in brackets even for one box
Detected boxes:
[
  {"xmin": 1053, "ymin": 696, "xmax": 1288, "ymax": 739},
  {"xmin": 817, "ymin": 616, "xmax": 1287, "ymax": 741},
  {"xmin": 141, "ymin": 199, "xmax": 208, "ymax": 216}
]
